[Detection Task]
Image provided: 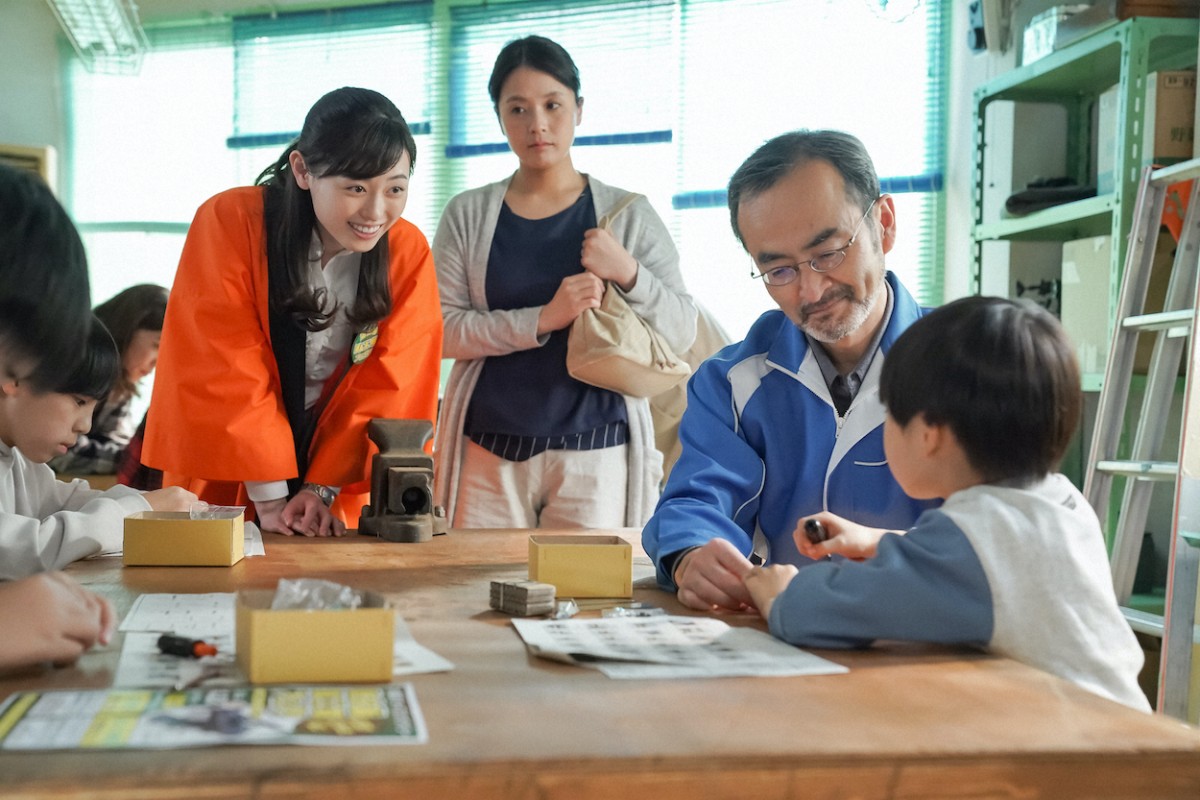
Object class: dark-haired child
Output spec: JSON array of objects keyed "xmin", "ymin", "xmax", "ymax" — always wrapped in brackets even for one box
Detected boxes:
[
  {"xmin": 0, "ymin": 318, "xmax": 195, "ymax": 580},
  {"xmin": 744, "ymin": 296, "xmax": 1149, "ymax": 711},
  {"xmin": 51, "ymin": 283, "xmax": 168, "ymax": 477}
]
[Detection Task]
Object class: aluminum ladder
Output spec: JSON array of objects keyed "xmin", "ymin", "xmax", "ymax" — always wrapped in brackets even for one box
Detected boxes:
[{"xmin": 1084, "ymin": 158, "xmax": 1200, "ymax": 719}]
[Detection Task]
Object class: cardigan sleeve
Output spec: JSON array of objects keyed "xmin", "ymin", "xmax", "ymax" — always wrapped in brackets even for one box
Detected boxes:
[
  {"xmin": 434, "ymin": 185, "xmax": 546, "ymax": 361},
  {"xmin": 606, "ymin": 193, "xmax": 698, "ymax": 355}
]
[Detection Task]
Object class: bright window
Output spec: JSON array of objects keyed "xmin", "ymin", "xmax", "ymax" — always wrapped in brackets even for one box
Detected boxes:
[{"xmin": 64, "ymin": 0, "xmax": 946, "ymax": 342}]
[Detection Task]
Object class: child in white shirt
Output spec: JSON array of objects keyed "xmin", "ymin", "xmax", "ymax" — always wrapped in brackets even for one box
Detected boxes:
[
  {"xmin": 744, "ymin": 296, "xmax": 1149, "ymax": 711},
  {"xmin": 0, "ymin": 318, "xmax": 195, "ymax": 580}
]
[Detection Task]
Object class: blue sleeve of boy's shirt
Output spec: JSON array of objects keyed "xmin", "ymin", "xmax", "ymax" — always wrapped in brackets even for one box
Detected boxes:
[{"xmin": 766, "ymin": 510, "xmax": 994, "ymax": 649}]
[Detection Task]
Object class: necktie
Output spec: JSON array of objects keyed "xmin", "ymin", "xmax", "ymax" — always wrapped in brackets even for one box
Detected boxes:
[{"xmin": 830, "ymin": 375, "xmax": 852, "ymax": 416}]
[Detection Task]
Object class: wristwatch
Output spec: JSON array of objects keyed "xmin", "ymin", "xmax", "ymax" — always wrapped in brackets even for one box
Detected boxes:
[{"xmin": 300, "ymin": 482, "xmax": 336, "ymax": 508}]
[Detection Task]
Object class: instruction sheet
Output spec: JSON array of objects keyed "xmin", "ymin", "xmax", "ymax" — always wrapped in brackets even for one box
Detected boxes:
[{"xmin": 511, "ymin": 615, "xmax": 849, "ymax": 679}]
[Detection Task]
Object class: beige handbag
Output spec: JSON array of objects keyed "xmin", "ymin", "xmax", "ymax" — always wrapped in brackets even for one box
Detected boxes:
[{"xmin": 566, "ymin": 193, "xmax": 691, "ymax": 398}]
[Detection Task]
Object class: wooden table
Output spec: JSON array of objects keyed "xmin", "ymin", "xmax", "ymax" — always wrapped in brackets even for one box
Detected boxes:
[{"xmin": 2, "ymin": 529, "xmax": 1200, "ymax": 800}]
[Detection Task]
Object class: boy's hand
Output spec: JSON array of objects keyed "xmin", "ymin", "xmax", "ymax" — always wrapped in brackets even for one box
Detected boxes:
[
  {"xmin": 142, "ymin": 486, "xmax": 198, "ymax": 512},
  {"xmin": 743, "ymin": 564, "xmax": 799, "ymax": 621},
  {"xmin": 0, "ymin": 573, "xmax": 115, "ymax": 670},
  {"xmin": 795, "ymin": 512, "xmax": 889, "ymax": 561}
]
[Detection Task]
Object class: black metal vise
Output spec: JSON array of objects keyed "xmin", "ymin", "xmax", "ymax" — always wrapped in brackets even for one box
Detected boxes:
[{"xmin": 357, "ymin": 419, "xmax": 443, "ymax": 542}]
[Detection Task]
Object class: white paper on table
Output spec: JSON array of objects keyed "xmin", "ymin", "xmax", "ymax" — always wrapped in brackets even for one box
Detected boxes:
[
  {"xmin": 243, "ymin": 522, "xmax": 265, "ymax": 556},
  {"xmin": 511, "ymin": 615, "xmax": 848, "ymax": 679},
  {"xmin": 114, "ymin": 593, "xmax": 453, "ymax": 688}
]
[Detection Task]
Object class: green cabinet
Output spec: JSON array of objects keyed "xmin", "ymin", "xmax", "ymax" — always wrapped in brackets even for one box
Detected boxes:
[{"xmin": 970, "ymin": 16, "xmax": 1198, "ymax": 391}]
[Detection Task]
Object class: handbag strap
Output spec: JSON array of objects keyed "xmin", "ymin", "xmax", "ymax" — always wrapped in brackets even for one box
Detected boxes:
[{"xmin": 597, "ymin": 192, "xmax": 642, "ymax": 231}]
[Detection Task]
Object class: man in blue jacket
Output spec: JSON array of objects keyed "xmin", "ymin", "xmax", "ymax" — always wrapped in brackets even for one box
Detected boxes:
[{"xmin": 643, "ymin": 130, "xmax": 936, "ymax": 611}]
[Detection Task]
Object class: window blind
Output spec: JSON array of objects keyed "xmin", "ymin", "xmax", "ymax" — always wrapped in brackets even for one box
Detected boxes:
[
  {"xmin": 230, "ymin": 3, "xmax": 433, "ymax": 148},
  {"xmin": 440, "ymin": 0, "xmax": 946, "ymax": 333},
  {"xmin": 62, "ymin": 0, "xmax": 946, "ymax": 342},
  {"xmin": 674, "ymin": 0, "xmax": 946, "ymax": 314}
]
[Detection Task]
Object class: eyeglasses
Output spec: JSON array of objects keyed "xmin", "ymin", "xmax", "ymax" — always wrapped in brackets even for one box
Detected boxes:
[{"xmin": 750, "ymin": 198, "xmax": 878, "ymax": 287}]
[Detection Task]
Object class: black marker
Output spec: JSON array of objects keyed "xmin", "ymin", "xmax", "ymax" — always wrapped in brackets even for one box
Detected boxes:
[
  {"xmin": 804, "ymin": 518, "xmax": 828, "ymax": 545},
  {"xmin": 157, "ymin": 634, "xmax": 218, "ymax": 658}
]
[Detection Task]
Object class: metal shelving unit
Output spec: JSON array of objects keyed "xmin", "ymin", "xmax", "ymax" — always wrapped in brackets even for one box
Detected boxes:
[{"xmin": 970, "ymin": 16, "xmax": 1198, "ymax": 390}]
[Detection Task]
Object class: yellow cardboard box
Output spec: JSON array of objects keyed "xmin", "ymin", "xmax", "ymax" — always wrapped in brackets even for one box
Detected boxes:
[
  {"xmin": 123, "ymin": 510, "xmax": 245, "ymax": 567},
  {"xmin": 235, "ymin": 590, "xmax": 395, "ymax": 684},
  {"xmin": 528, "ymin": 534, "xmax": 632, "ymax": 598}
]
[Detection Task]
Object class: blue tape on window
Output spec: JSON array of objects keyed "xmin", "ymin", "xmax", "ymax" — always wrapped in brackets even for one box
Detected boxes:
[
  {"xmin": 446, "ymin": 129, "xmax": 671, "ymax": 158},
  {"xmin": 228, "ymin": 121, "xmax": 431, "ymax": 150},
  {"xmin": 672, "ymin": 173, "xmax": 943, "ymax": 210}
]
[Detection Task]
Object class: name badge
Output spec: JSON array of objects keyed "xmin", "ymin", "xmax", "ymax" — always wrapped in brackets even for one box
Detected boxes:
[{"xmin": 350, "ymin": 323, "xmax": 379, "ymax": 365}]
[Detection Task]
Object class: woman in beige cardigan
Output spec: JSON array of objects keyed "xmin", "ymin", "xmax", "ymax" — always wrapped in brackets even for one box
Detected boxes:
[{"xmin": 433, "ymin": 35, "xmax": 696, "ymax": 529}]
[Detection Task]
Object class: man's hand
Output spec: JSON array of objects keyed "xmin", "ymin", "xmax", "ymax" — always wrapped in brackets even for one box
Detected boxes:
[{"xmin": 673, "ymin": 538, "xmax": 756, "ymax": 612}]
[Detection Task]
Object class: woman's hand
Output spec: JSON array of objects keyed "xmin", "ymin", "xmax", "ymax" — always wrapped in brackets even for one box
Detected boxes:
[
  {"xmin": 254, "ymin": 497, "xmax": 290, "ymax": 535},
  {"xmin": 281, "ymin": 490, "xmax": 347, "ymax": 538},
  {"xmin": 581, "ymin": 228, "xmax": 638, "ymax": 291},
  {"xmin": 537, "ymin": 272, "xmax": 605, "ymax": 335}
]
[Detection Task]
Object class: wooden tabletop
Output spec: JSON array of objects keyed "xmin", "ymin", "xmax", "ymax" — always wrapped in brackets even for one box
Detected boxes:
[{"xmin": 2, "ymin": 528, "xmax": 1200, "ymax": 800}]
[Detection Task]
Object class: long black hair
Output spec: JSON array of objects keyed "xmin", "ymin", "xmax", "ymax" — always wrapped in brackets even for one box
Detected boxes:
[
  {"xmin": 94, "ymin": 283, "xmax": 168, "ymax": 401},
  {"xmin": 256, "ymin": 87, "xmax": 417, "ymax": 332}
]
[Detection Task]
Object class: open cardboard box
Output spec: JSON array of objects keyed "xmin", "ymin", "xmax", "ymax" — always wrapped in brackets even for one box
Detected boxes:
[
  {"xmin": 235, "ymin": 589, "xmax": 395, "ymax": 684},
  {"xmin": 528, "ymin": 534, "xmax": 632, "ymax": 598},
  {"xmin": 123, "ymin": 510, "xmax": 245, "ymax": 567}
]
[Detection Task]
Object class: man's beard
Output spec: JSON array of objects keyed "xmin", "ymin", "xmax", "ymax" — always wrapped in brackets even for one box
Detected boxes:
[{"xmin": 798, "ymin": 278, "xmax": 883, "ymax": 343}]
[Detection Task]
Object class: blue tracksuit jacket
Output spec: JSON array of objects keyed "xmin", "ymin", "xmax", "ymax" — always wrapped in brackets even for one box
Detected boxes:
[{"xmin": 643, "ymin": 271, "xmax": 938, "ymax": 588}]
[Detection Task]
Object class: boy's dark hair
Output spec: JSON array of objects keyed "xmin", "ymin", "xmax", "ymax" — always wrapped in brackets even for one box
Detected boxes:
[
  {"xmin": 727, "ymin": 130, "xmax": 880, "ymax": 251},
  {"xmin": 880, "ymin": 296, "xmax": 1082, "ymax": 483},
  {"xmin": 55, "ymin": 315, "xmax": 120, "ymax": 402},
  {"xmin": 94, "ymin": 283, "xmax": 168, "ymax": 400},
  {"xmin": 0, "ymin": 164, "xmax": 91, "ymax": 390}
]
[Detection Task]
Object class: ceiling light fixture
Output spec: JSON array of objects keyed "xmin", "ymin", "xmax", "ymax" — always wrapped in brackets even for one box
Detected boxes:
[{"xmin": 44, "ymin": 0, "xmax": 149, "ymax": 74}]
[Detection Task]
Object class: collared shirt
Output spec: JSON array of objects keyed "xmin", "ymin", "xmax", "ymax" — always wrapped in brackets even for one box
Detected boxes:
[
  {"xmin": 806, "ymin": 280, "xmax": 894, "ymax": 416},
  {"xmin": 302, "ymin": 234, "xmax": 362, "ymax": 410},
  {"xmin": 246, "ymin": 232, "xmax": 360, "ymax": 504}
]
